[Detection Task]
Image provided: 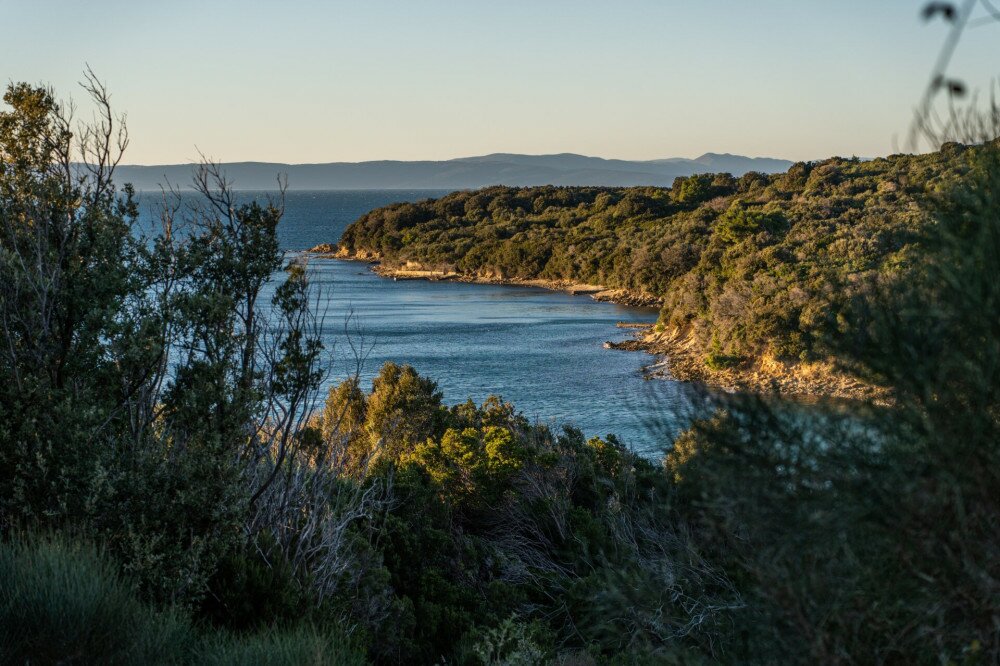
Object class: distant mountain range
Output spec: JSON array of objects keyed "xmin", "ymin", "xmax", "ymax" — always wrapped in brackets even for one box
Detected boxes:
[{"xmin": 113, "ymin": 153, "xmax": 794, "ymax": 191}]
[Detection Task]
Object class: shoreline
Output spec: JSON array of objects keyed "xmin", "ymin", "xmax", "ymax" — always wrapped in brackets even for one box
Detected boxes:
[
  {"xmin": 309, "ymin": 245, "xmax": 888, "ymax": 404},
  {"xmin": 618, "ymin": 326, "xmax": 891, "ymax": 405},
  {"xmin": 309, "ymin": 245, "xmax": 662, "ymax": 307}
]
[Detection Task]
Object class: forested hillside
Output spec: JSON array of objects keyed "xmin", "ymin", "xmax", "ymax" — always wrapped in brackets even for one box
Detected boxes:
[{"xmin": 338, "ymin": 144, "xmax": 980, "ymax": 381}]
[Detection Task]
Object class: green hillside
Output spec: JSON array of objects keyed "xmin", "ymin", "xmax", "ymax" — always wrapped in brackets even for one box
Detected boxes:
[{"xmin": 339, "ymin": 144, "xmax": 979, "ymax": 370}]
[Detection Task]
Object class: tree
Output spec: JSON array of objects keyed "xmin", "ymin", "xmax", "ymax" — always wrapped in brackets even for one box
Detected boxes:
[
  {"xmin": 363, "ymin": 361, "xmax": 446, "ymax": 463},
  {"xmin": 0, "ymin": 75, "xmax": 143, "ymax": 527},
  {"xmin": 672, "ymin": 173, "xmax": 715, "ymax": 205},
  {"xmin": 0, "ymin": 74, "xmax": 342, "ymax": 611}
]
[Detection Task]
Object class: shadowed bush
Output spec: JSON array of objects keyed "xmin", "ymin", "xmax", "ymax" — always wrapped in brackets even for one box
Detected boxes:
[
  {"xmin": 196, "ymin": 625, "xmax": 364, "ymax": 666},
  {"xmin": 0, "ymin": 534, "xmax": 192, "ymax": 665},
  {"xmin": 0, "ymin": 534, "xmax": 366, "ymax": 665},
  {"xmin": 665, "ymin": 145, "xmax": 1000, "ymax": 663}
]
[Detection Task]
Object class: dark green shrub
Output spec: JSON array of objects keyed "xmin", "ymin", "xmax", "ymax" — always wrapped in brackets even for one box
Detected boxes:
[
  {"xmin": 0, "ymin": 533, "xmax": 192, "ymax": 665},
  {"xmin": 715, "ymin": 204, "xmax": 787, "ymax": 243},
  {"xmin": 196, "ymin": 626, "xmax": 364, "ymax": 666},
  {"xmin": 672, "ymin": 174, "xmax": 716, "ymax": 205},
  {"xmin": 199, "ymin": 533, "xmax": 310, "ymax": 632},
  {"xmin": 704, "ymin": 351, "xmax": 741, "ymax": 371}
]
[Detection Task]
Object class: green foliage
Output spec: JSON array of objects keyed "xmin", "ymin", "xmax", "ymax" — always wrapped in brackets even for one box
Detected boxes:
[
  {"xmin": 714, "ymin": 201, "xmax": 787, "ymax": 242},
  {"xmin": 4, "ymin": 77, "xmax": 998, "ymax": 664},
  {"xmin": 365, "ymin": 361, "xmax": 447, "ymax": 461},
  {"xmin": 340, "ymin": 146, "xmax": 978, "ymax": 365},
  {"xmin": 0, "ymin": 533, "xmax": 193, "ymax": 665},
  {"xmin": 0, "ymin": 76, "xmax": 341, "ymax": 620},
  {"xmin": 401, "ymin": 424, "xmax": 529, "ymax": 507},
  {"xmin": 198, "ymin": 533, "xmax": 310, "ymax": 632},
  {"xmin": 0, "ymin": 72, "xmax": 342, "ymax": 638},
  {"xmin": 0, "ymin": 533, "xmax": 365, "ymax": 665},
  {"xmin": 672, "ymin": 173, "xmax": 717, "ymax": 205},
  {"xmin": 319, "ymin": 366, "xmax": 728, "ymax": 663},
  {"xmin": 704, "ymin": 337, "xmax": 742, "ymax": 370},
  {"xmin": 471, "ymin": 615, "xmax": 549, "ymax": 665},
  {"xmin": 0, "ymin": 82, "xmax": 146, "ymax": 527},
  {"xmin": 664, "ymin": 145, "xmax": 1000, "ymax": 663},
  {"xmin": 196, "ymin": 626, "xmax": 364, "ymax": 666}
]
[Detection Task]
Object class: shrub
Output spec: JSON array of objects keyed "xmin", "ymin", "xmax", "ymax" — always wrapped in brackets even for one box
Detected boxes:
[
  {"xmin": 196, "ymin": 626, "xmax": 364, "ymax": 666},
  {"xmin": 704, "ymin": 351, "xmax": 741, "ymax": 371},
  {"xmin": 0, "ymin": 533, "xmax": 366, "ymax": 665},
  {"xmin": 0, "ymin": 533, "xmax": 192, "ymax": 665},
  {"xmin": 471, "ymin": 615, "xmax": 548, "ymax": 665}
]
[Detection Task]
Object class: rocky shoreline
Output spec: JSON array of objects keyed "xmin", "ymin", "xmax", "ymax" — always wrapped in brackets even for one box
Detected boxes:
[
  {"xmin": 309, "ymin": 244, "xmax": 887, "ymax": 404},
  {"xmin": 609, "ymin": 325, "xmax": 891, "ymax": 404}
]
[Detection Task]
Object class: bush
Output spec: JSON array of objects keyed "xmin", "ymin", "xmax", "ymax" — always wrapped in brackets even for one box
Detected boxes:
[
  {"xmin": 0, "ymin": 533, "xmax": 192, "ymax": 665},
  {"xmin": 471, "ymin": 615, "xmax": 548, "ymax": 665},
  {"xmin": 196, "ymin": 626, "xmax": 364, "ymax": 666},
  {"xmin": 704, "ymin": 350, "xmax": 741, "ymax": 371},
  {"xmin": 664, "ymin": 149, "xmax": 1000, "ymax": 662},
  {"xmin": 0, "ymin": 533, "xmax": 366, "ymax": 665}
]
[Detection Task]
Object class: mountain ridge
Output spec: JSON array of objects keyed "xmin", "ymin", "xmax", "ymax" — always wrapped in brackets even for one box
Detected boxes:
[{"xmin": 113, "ymin": 152, "xmax": 794, "ymax": 190}]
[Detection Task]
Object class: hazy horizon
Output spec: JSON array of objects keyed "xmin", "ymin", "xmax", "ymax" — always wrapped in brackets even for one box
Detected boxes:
[
  {"xmin": 111, "ymin": 152, "xmax": 796, "ymax": 190},
  {"xmin": 4, "ymin": 1, "xmax": 999, "ymax": 164},
  {"xmin": 115, "ymin": 150, "xmax": 794, "ymax": 168}
]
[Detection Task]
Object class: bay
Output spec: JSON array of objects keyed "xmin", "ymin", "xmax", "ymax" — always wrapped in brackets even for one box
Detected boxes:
[{"xmin": 138, "ymin": 189, "xmax": 694, "ymax": 453}]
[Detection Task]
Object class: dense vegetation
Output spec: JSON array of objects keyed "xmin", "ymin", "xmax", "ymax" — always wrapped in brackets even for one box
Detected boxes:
[
  {"xmin": 339, "ymin": 145, "xmax": 979, "ymax": 366},
  {"xmin": 2, "ymin": 80, "xmax": 998, "ymax": 665}
]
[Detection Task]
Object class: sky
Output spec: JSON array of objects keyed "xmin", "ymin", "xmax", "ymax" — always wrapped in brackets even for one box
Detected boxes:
[{"xmin": 2, "ymin": 0, "xmax": 999, "ymax": 164}]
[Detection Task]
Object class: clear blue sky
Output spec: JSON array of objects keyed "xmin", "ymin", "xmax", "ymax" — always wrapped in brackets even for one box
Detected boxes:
[{"xmin": 2, "ymin": 0, "xmax": 998, "ymax": 164}]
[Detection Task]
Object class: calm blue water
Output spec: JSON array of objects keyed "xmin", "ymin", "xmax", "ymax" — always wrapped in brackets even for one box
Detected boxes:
[{"xmin": 138, "ymin": 190, "xmax": 692, "ymax": 453}]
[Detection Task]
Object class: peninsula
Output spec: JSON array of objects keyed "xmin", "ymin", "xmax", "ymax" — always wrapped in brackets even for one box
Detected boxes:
[{"xmin": 319, "ymin": 142, "xmax": 982, "ymax": 401}]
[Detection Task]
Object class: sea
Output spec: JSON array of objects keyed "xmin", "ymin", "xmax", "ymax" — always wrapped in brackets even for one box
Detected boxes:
[{"xmin": 137, "ymin": 190, "xmax": 698, "ymax": 454}]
